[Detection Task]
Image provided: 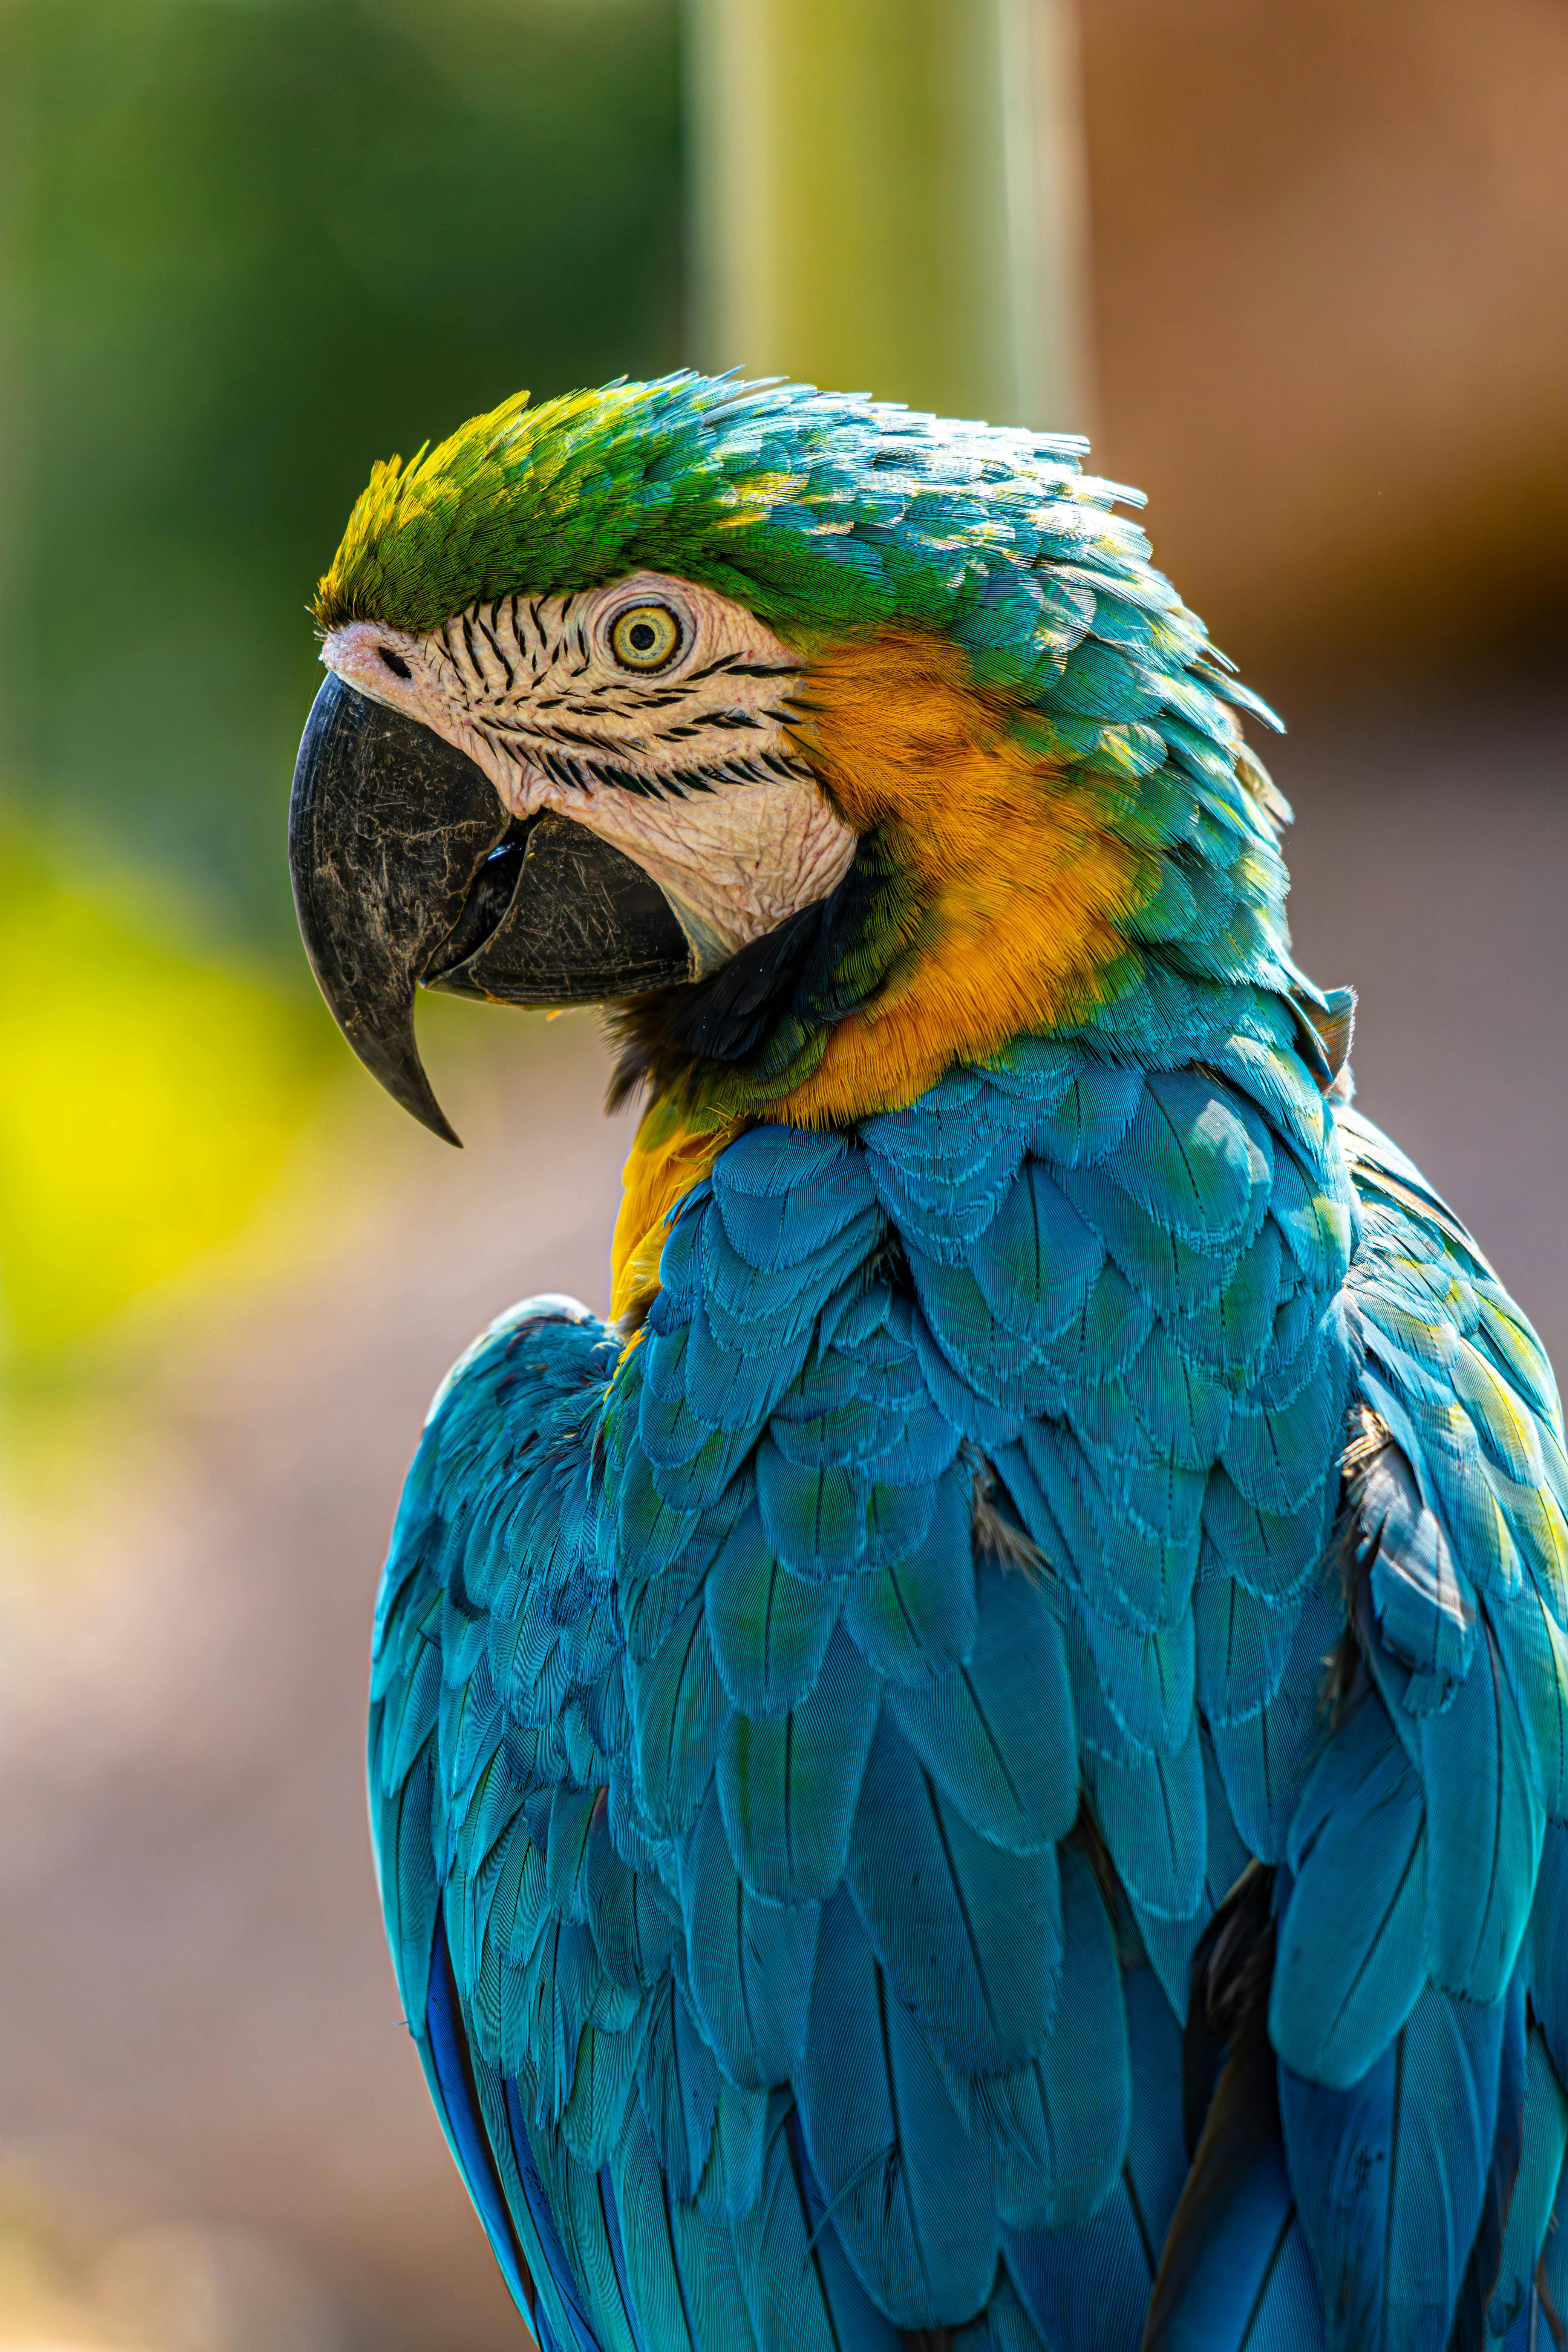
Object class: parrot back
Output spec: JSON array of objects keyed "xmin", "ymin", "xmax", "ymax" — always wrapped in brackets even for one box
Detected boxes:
[{"xmin": 368, "ymin": 1029, "xmax": 1568, "ymax": 2352}]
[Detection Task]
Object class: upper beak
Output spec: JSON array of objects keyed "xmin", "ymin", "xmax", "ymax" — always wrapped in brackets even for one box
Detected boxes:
[{"xmin": 288, "ymin": 672, "xmax": 692, "ymax": 1143}]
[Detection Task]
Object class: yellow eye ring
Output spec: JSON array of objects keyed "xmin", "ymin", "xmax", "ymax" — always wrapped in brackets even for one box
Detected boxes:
[{"xmin": 609, "ymin": 602, "xmax": 682, "ymax": 672}]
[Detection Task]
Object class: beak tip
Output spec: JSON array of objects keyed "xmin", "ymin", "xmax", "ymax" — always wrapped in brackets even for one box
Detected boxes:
[{"xmin": 385, "ymin": 1064, "xmax": 464, "ymax": 1149}]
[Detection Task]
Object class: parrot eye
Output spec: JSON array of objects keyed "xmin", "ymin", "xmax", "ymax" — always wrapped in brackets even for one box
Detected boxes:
[
  {"xmin": 379, "ymin": 646, "xmax": 412, "ymax": 680},
  {"xmin": 609, "ymin": 603, "xmax": 682, "ymax": 672}
]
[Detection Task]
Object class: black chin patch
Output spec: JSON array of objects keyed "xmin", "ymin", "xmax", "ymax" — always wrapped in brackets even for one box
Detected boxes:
[
  {"xmin": 604, "ymin": 852, "xmax": 876, "ymax": 1110},
  {"xmin": 663, "ymin": 897, "xmax": 827, "ymax": 1060}
]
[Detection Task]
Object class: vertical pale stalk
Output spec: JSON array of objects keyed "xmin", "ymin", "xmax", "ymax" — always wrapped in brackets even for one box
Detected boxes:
[{"xmin": 684, "ymin": 0, "xmax": 1092, "ymax": 433}]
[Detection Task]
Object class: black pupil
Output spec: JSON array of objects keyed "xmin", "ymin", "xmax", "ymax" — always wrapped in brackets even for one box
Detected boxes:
[
  {"xmin": 379, "ymin": 646, "xmax": 412, "ymax": 679},
  {"xmin": 629, "ymin": 621, "xmax": 657, "ymax": 652}
]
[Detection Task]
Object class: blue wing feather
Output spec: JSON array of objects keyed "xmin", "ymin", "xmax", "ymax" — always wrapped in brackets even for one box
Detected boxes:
[
  {"xmin": 1280, "ymin": 1979, "xmax": 1504, "ymax": 2350},
  {"xmin": 884, "ymin": 1554, "xmax": 1078, "ymax": 1851},
  {"xmin": 846, "ymin": 1713, "xmax": 1064, "ymax": 2071},
  {"xmin": 1270, "ymin": 1686, "xmax": 1427, "ymax": 2087},
  {"xmin": 715, "ymin": 1622, "xmax": 880, "ymax": 1902},
  {"xmin": 794, "ymin": 1887, "xmax": 1000, "ymax": 2329},
  {"xmin": 704, "ymin": 1503, "xmax": 844, "ymax": 1714},
  {"xmin": 681, "ymin": 1784, "xmax": 818, "ymax": 2089}
]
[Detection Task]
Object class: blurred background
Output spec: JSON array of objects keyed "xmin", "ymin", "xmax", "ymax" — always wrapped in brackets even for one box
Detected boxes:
[{"xmin": 0, "ymin": 0, "xmax": 1563, "ymax": 2344}]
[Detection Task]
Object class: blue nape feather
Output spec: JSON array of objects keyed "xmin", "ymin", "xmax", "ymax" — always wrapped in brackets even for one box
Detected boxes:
[{"xmin": 366, "ymin": 1040, "xmax": 1568, "ymax": 2350}]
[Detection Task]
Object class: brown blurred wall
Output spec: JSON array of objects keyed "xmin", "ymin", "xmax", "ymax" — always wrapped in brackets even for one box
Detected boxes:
[{"xmin": 1080, "ymin": 0, "xmax": 1568, "ymax": 691}]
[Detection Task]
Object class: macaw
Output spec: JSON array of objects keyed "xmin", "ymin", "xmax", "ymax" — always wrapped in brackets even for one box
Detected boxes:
[{"xmin": 288, "ymin": 373, "xmax": 1568, "ymax": 2352}]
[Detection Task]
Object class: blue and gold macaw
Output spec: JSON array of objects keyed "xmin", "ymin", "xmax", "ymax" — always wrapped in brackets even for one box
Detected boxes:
[{"xmin": 288, "ymin": 374, "xmax": 1568, "ymax": 2352}]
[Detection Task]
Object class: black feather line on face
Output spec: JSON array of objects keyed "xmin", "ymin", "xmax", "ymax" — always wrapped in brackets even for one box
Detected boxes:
[{"xmin": 476, "ymin": 609, "xmax": 514, "ymax": 688}]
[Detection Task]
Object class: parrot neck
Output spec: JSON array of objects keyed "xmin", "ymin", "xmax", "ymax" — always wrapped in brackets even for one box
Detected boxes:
[
  {"xmin": 608, "ymin": 629, "xmax": 1152, "ymax": 1122},
  {"xmin": 606, "ymin": 628, "xmax": 1306, "ymax": 1331}
]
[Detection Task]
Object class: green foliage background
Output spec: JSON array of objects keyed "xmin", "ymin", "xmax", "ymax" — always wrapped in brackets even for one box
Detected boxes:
[{"xmin": 0, "ymin": 0, "xmax": 681, "ymax": 1377}]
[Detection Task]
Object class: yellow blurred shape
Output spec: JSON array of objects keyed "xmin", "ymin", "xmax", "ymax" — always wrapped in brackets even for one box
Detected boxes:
[
  {"xmin": 0, "ymin": 809, "xmax": 332, "ymax": 1371},
  {"xmin": 0, "ymin": 2340, "xmax": 126, "ymax": 2351}
]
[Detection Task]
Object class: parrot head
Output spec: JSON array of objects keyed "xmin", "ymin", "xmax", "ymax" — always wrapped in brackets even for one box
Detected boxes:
[{"xmin": 291, "ymin": 372, "xmax": 1294, "ymax": 1145}]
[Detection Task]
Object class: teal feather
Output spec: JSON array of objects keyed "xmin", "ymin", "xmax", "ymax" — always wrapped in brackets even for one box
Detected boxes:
[
  {"xmin": 841, "ymin": 1469, "xmax": 977, "ymax": 1683},
  {"xmin": 1529, "ymin": 1824, "xmax": 1568, "ymax": 2086},
  {"xmin": 966, "ymin": 1160, "xmax": 1105, "ymax": 1341},
  {"xmin": 767, "ymin": 1390, "xmax": 897, "ymax": 1472},
  {"xmin": 1201, "ymin": 1465, "xmax": 1333, "ymax": 1607},
  {"xmin": 634, "ymin": 1972, "xmax": 721, "ymax": 2199},
  {"xmin": 795, "ymin": 1889, "xmax": 998, "ymax": 2329},
  {"xmin": 1418, "ymin": 1609, "xmax": 1545, "ymax": 2001},
  {"xmin": 547, "ymin": 2162, "xmax": 643, "ymax": 2352},
  {"xmin": 545, "ymin": 1784, "xmax": 600, "ymax": 1926},
  {"xmin": 1271, "ymin": 1688, "xmax": 1427, "ymax": 2086},
  {"xmin": 1019, "ymin": 1418, "xmax": 1204, "ymax": 1634},
  {"xmin": 1023, "ymin": 1059, "xmax": 1143, "ymax": 1165},
  {"xmin": 1084, "ymin": 1711, "xmax": 1207, "ymax": 1920},
  {"xmin": 681, "ymin": 1297, "xmax": 815, "ymax": 1435},
  {"xmin": 1121, "ymin": 1318, "xmax": 1235, "ymax": 1468},
  {"xmin": 710, "ymin": 1128, "xmax": 878, "ymax": 1272},
  {"xmin": 612, "ymin": 2107, "xmax": 759, "ymax": 2352},
  {"xmin": 858, "ymin": 1398, "xmax": 963, "ymax": 1498},
  {"xmin": 753, "ymin": 1437, "xmax": 868, "ymax": 1578},
  {"xmin": 696, "ymin": 2076, "xmax": 770, "ymax": 2222},
  {"xmin": 861, "ymin": 1069, "xmax": 1006, "ymax": 1180},
  {"xmin": 716, "ymin": 1624, "xmax": 879, "ymax": 1902},
  {"xmin": 681, "ymin": 1785, "xmax": 818, "ymax": 2090},
  {"xmin": 1035, "ymin": 1259, "xmax": 1157, "ymax": 1386},
  {"xmin": 1005, "ymin": 2199, "xmax": 1157, "ymax": 2352},
  {"xmin": 1220, "ymin": 1338, "xmax": 1348, "ymax": 1517},
  {"xmin": 1145, "ymin": 1967, "xmax": 1323, "ymax": 2352},
  {"xmin": 1055, "ymin": 1162, "xmax": 1237, "ymax": 1321},
  {"xmin": 1200, "ymin": 1722, "xmax": 1251, "ymax": 1905},
  {"xmin": 704, "ymin": 1504, "xmax": 843, "ymax": 1717},
  {"xmin": 1169, "ymin": 1218, "xmax": 1284, "ymax": 1383},
  {"xmin": 701, "ymin": 1206, "xmax": 875, "ymax": 1357},
  {"xmin": 1543, "ymin": 2151, "xmax": 1568, "ymax": 2352},
  {"xmin": 584, "ymin": 1810, "xmax": 680, "ymax": 1994},
  {"xmin": 1114, "ymin": 1072, "xmax": 1271, "ymax": 1248},
  {"xmin": 629, "ymin": 1589, "xmax": 731, "ymax": 1839},
  {"xmin": 910, "ymin": 1304, "xmax": 1029, "ymax": 1450},
  {"xmin": 904, "ymin": 1242, "xmax": 1066, "ymax": 1418},
  {"xmin": 1458, "ymin": 1971, "xmax": 1525, "ymax": 2351},
  {"xmin": 1208, "ymin": 1569, "xmax": 1340, "ymax": 1859},
  {"xmin": 1076, "ymin": 1598, "xmax": 1196, "ymax": 1756},
  {"xmin": 1488, "ymin": 2026, "xmax": 1568, "ymax": 2340},
  {"xmin": 866, "ymin": 1127, "xmax": 1024, "ymax": 1261},
  {"xmin": 1280, "ymin": 1980, "xmax": 1505, "ymax": 2351},
  {"xmin": 981, "ymin": 1842, "xmax": 1130, "ymax": 2230},
  {"xmin": 845, "ymin": 1713, "xmax": 1064, "ymax": 2070},
  {"xmin": 560, "ymin": 2017, "xmax": 645, "ymax": 2173},
  {"xmin": 885, "ymin": 1555, "xmax": 1078, "ymax": 1853},
  {"xmin": 1122, "ymin": 1962, "xmax": 1190, "ymax": 2254},
  {"xmin": 728, "ymin": 2101, "xmax": 903, "ymax": 2352},
  {"xmin": 1193, "ymin": 1566, "xmax": 1300, "ymax": 1725}
]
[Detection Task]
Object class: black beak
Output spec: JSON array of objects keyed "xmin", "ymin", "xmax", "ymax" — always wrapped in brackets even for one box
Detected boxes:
[{"xmin": 288, "ymin": 672, "xmax": 692, "ymax": 1143}]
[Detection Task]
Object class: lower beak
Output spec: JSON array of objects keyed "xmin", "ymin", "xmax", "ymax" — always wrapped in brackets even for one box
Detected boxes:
[{"xmin": 288, "ymin": 672, "xmax": 692, "ymax": 1143}]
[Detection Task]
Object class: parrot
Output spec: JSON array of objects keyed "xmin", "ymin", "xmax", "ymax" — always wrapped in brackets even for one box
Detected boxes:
[{"xmin": 288, "ymin": 371, "xmax": 1568, "ymax": 2352}]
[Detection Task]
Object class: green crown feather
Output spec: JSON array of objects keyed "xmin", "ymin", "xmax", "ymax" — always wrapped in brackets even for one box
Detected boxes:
[{"xmin": 312, "ymin": 371, "xmax": 1216, "ymax": 704}]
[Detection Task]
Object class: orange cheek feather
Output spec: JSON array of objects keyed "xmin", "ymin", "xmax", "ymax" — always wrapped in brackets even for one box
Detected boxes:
[
  {"xmin": 778, "ymin": 630, "xmax": 1148, "ymax": 1126},
  {"xmin": 609, "ymin": 627, "xmax": 1151, "ymax": 1326}
]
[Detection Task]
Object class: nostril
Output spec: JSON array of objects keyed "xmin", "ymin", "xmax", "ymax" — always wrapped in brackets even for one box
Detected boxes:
[{"xmin": 379, "ymin": 646, "xmax": 412, "ymax": 680}]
